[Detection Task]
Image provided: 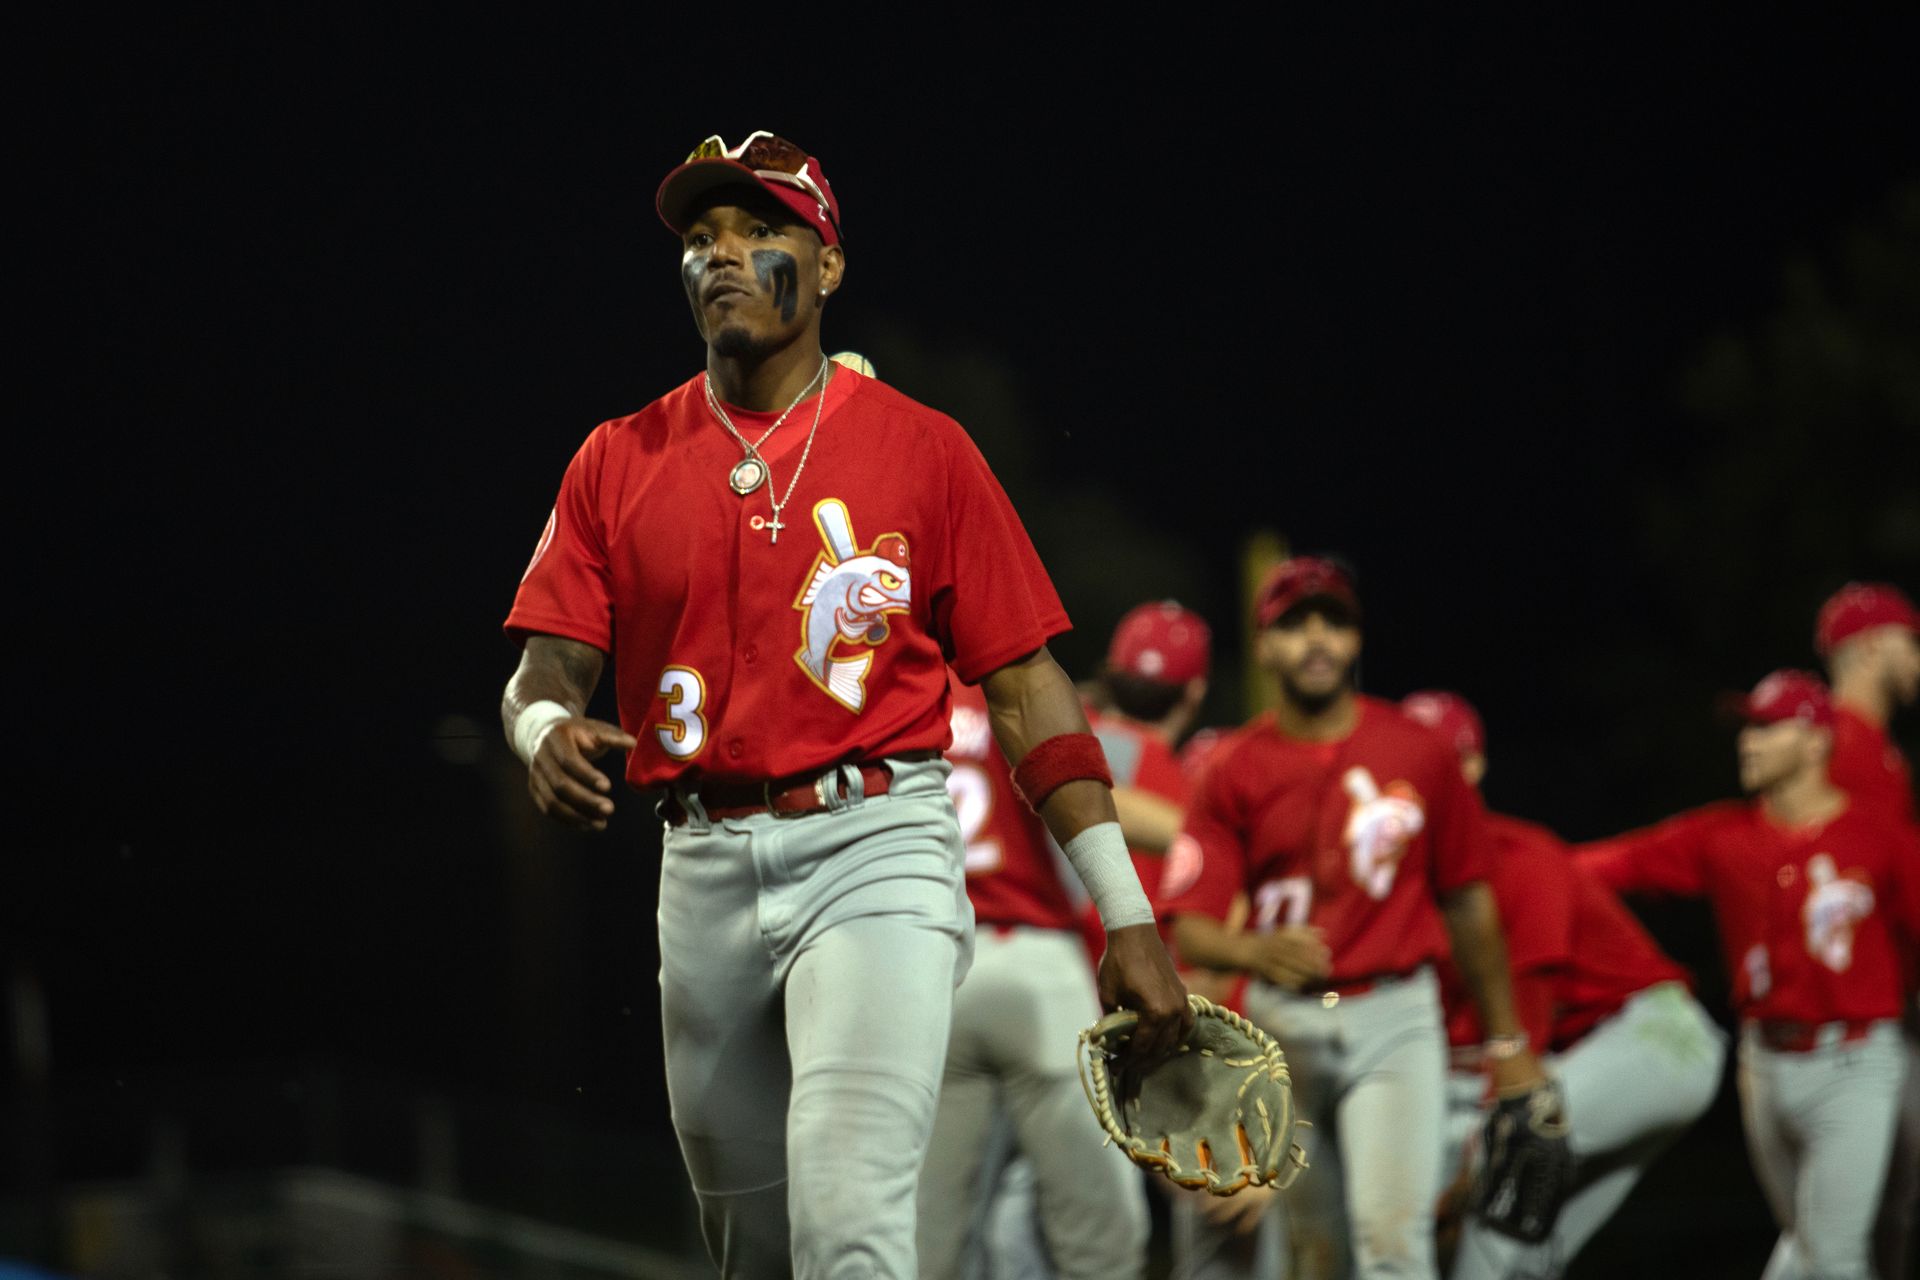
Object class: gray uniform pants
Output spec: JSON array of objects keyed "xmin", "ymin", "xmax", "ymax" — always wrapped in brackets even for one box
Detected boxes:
[
  {"xmin": 1740, "ymin": 1019, "xmax": 1905, "ymax": 1280},
  {"xmin": 1446, "ymin": 982, "xmax": 1727, "ymax": 1279},
  {"xmin": 1173, "ymin": 967, "xmax": 1448, "ymax": 1280},
  {"xmin": 916, "ymin": 926, "xmax": 1149, "ymax": 1280},
  {"xmin": 658, "ymin": 757, "xmax": 974, "ymax": 1280}
]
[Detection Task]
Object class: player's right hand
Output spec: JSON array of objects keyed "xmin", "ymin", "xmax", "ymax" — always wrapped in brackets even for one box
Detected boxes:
[
  {"xmin": 1236, "ymin": 926, "xmax": 1332, "ymax": 991},
  {"xmin": 528, "ymin": 717, "xmax": 638, "ymax": 831}
]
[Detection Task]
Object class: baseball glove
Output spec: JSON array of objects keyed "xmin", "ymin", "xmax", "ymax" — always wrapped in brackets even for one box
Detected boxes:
[
  {"xmin": 1077, "ymin": 993, "xmax": 1308, "ymax": 1196},
  {"xmin": 1471, "ymin": 1080, "xmax": 1574, "ymax": 1242}
]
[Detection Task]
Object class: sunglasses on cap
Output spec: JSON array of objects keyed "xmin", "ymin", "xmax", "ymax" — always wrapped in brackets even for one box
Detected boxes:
[{"xmin": 686, "ymin": 132, "xmax": 839, "ymax": 237}]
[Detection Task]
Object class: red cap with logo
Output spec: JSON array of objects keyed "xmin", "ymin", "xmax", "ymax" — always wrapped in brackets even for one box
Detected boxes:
[
  {"xmin": 1401, "ymin": 690, "xmax": 1486, "ymax": 759},
  {"xmin": 1107, "ymin": 601, "xmax": 1212, "ymax": 685},
  {"xmin": 1814, "ymin": 582, "xmax": 1919, "ymax": 656},
  {"xmin": 1254, "ymin": 557, "xmax": 1360, "ymax": 628},
  {"xmin": 657, "ymin": 131, "xmax": 843, "ymax": 246},
  {"xmin": 1730, "ymin": 669, "xmax": 1834, "ymax": 728}
]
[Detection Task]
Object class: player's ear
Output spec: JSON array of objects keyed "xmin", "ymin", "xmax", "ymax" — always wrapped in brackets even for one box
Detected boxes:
[{"xmin": 816, "ymin": 243, "xmax": 845, "ymax": 305}]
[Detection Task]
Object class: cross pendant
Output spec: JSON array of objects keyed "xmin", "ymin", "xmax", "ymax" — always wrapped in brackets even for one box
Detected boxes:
[{"xmin": 767, "ymin": 514, "xmax": 785, "ymax": 543}]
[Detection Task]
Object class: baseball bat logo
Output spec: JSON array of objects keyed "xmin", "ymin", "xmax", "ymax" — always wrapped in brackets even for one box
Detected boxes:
[{"xmin": 792, "ymin": 499, "xmax": 912, "ymax": 713}]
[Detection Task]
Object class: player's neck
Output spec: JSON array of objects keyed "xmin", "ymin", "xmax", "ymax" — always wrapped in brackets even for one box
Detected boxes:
[
  {"xmin": 1830, "ymin": 665, "xmax": 1891, "ymax": 728},
  {"xmin": 1761, "ymin": 770, "xmax": 1846, "ymax": 828},
  {"xmin": 707, "ymin": 336, "xmax": 826, "ymax": 412},
  {"xmin": 1274, "ymin": 690, "xmax": 1358, "ymax": 742}
]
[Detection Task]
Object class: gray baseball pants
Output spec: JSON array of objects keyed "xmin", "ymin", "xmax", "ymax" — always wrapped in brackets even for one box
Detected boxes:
[
  {"xmin": 916, "ymin": 925, "xmax": 1149, "ymax": 1280},
  {"xmin": 1446, "ymin": 981, "xmax": 1727, "ymax": 1279},
  {"xmin": 658, "ymin": 757, "xmax": 974, "ymax": 1280},
  {"xmin": 1740, "ymin": 1019, "xmax": 1905, "ymax": 1280},
  {"xmin": 1172, "ymin": 967, "xmax": 1448, "ymax": 1280}
]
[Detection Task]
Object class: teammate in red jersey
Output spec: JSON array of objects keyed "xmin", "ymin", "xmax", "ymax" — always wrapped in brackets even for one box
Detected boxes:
[
  {"xmin": 917, "ymin": 672, "xmax": 1149, "ymax": 1280},
  {"xmin": 1576, "ymin": 670, "xmax": 1920, "ymax": 1280},
  {"xmin": 497, "ymin": 131, "xmax": 1187, "ymax": 1279},
  {"xmin": 1159, "ymin": 557, "xmax": 1547, "ymax": 1280},
  {"xmin": 1404, "ymin": 691, "xmax": 1725, "ymax": 1280},
  {"xmin": 1816, "ymin": 582, "xmax": 1919, "ymax": 1280},
  {"xmin": 1818, "ymin": 582, "xmax": 1918, "ymax": 825},
  {"xmin": 1092, "ymin": 601, "xmax": 1213, "ymax": 883}
]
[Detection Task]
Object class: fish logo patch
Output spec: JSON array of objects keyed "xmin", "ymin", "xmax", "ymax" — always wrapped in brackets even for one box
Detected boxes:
[
  {"xmin": 1802, "ymin": 853, "xmax": 1875, "ymax": 973},
  {"xmin": 793, "ymin": 499, "xmax": 912, "ymax": 712}
]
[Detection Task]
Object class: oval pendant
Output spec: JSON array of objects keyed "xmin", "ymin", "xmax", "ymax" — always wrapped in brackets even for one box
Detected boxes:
[{"xmin": 729, "ymin": 457, "xmax": 766, "ymax": 496}]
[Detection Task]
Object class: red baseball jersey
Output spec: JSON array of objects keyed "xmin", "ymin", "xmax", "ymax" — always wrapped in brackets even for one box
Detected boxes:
[
  {"xmin": 1090, "ymin": 709, "xmax": 1189, "ymax": 902},
  {"xmin": 505, "ymin": 369, "xmax": 1070, "ymax": 788},
  {"xmin": 1829, "ymin": 704, "xmax": 1915, "ymax": 825},
  {"xmin": 1159, "ymin": 696, "xmax": 1491, "ymax": 981},
  {"xmin": 1576, "ymin": 800, "xmax": 1920, "ymax": 1024},
  {"xmin": 1441, "ymin": 814, "xmax": 1688, "ymax": 1052},
  {"xmin": 946, "ymin": 673, "xmax": 1081, "ymax": 932}
]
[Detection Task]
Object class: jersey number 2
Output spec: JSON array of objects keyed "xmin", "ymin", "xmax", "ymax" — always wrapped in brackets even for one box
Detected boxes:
[
  {"xmin": 947, "ymin": 762, "xmax": 1002, "ymax": 874},
  {"xmin": 656, "ymin": 667, "xmax": 707, "ymax": 759}
]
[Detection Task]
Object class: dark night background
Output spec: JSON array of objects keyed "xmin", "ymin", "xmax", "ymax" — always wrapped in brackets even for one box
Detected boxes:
[{"xmin": 8, "ymin": 10, "xmax": 1918, "ymax": 1277}]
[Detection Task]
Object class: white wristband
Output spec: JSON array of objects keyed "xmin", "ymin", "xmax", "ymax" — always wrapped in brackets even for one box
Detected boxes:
[
  {"xmin": 1060, "ymin": 821, "xmax": 1156, "ymax": 932},
  {"xmin": 511, "ymin": 700, "xmax": 573, "ymax": 766}
]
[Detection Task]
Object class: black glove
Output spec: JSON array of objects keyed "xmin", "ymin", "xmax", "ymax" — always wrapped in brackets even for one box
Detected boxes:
[{"xmin": 1471, "ymin": 1080, "xmax": 1573, "ymax": 1243}]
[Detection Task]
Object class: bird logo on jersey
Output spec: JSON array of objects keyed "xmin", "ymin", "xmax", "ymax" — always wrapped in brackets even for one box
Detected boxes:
[
  {"xmin": 1341, "ymin": 767, "xmax": 1424, "ymax": 899},
  {"xmin": 793, "ymin": 498, "xmax": 912, "ymax": 712},
  {"xmin": 1802, "ymin": 853, "xmax": 1876, "ymax": 972}
]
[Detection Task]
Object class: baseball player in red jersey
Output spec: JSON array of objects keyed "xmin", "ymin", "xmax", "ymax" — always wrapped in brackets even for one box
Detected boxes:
[
  {"xmin": 1402, "ymin": 692, "xmax": 1726, "ymax": 1280},
  {"xmin": 1088, "ymin": 603, "xmax": 1249, "ymax": 1012},
  {"xmin": 1818, "ymin": 583, "xmax": 1918, "ymax": 826},
  {"xmin": 1815, "ymin": 583, "xmax": 1920, "ymax": 1280},
  {"xmin": 917, "ymin": 671, "xmax": 1150, "ymax": 1280},
  {"xmin": 497, "ymin": 131, "xmax": 1188, "ymax": 1279},
  {"xmin": 1576, "ymin": 670, "xmax": 1920, "ymax": 1280},
  {"xmin": 1159, "ymin": 558, "xmax": 1550, "ymax": 1280}
]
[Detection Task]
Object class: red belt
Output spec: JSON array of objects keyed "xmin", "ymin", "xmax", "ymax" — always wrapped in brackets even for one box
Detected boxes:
[
  {"xmin": 1753, "ymin": 1019, "xmax": 1877, "ymax": 1053},
  {"xmin": 1304, "ymin": 966, "xmax": 1422, "ymax": 1000},
  {"xmin": 664, "ymin": 751, "xmax": 937, "ymax": 825}
]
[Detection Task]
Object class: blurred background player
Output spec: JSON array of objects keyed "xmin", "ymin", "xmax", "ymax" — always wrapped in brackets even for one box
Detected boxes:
[
  {"xmin": 1818, "ymin": 582, "xmax": 1918, "ymax": 824},
  {"xmin": 1577, "ymin": 670, "xmax": 1920, "ymax": 1280},
  {"xmin": 1091, "ymin": 600, "xmax": 1214, "ymax": 879},
  {"xmin": 1815, "ymin": 582, "xmax": 1920, "ymax": 1280},
  {"xmin": 1403, "ymin": 691, "xmax": 1724, "ymax": 1280},
  {"xmin": 1160, "ymin": 556, "xmax": 1549, "ymax": 1280},
  {"xmin": 917, "ymin": 669, "xmax": 1150, "ymax": 1280}
]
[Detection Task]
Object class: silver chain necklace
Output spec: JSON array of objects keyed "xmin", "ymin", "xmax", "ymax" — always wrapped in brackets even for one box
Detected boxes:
[
  {"xmin": 704, "ymin": 359, "xmax": 831, "ymax": 544},
  {"xmin": 705, "ymin": 358, "xmax": 828, "ymax": 499}
]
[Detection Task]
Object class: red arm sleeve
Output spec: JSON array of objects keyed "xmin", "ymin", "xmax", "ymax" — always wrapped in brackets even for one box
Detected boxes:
[
  {"xmin": 1572, "ymin": 805, "xmax": 1727, "ymax": 899},
  {"xmin": 932, "ymin": 428, "xmax": 1071, "ymax": 684},
  {"xmin": 504, "ymin": 426, "xmax": 615, "ymax": 651}
]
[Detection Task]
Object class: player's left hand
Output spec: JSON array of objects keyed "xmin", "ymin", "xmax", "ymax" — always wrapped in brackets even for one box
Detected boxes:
[{"xmin": 1098, "ymin": 923, "xmax": 1194, "ymax": 1062}]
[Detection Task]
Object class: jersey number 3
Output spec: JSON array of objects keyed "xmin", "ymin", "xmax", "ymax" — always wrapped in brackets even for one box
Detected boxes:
[{"xmin": 656, "ymin": 667, "xmax": 708, "ymax": 759}]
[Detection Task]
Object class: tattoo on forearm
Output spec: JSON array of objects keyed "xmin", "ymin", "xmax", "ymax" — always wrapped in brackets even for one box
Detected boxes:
[{"xmin": 753, "ymin": 250, "xmax": 800, "ymax": 322}]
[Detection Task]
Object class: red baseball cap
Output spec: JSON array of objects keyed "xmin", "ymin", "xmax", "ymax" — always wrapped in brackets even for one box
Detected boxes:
[
  {"xmin": 1814, "ymin": 582, "xmax": 1919, "ymax": 655},
  {"xmin": 1107, "ymin": 601, "xmax": 1212, "ymax": 684},
  {"xmin": 657, "ymin": 131, "xmax": 842, "ymax": 246},
  {"xmin": 1401, "ymin": 690, "xmax": 1486, "ymax": 759},
  {"xmin": 1728, "ymin": 669, "xmax": 1834, "ymax": 728},
  {"xmin": 1254, "ymin": 557, "xmax": 1360, "ymax": 628}
]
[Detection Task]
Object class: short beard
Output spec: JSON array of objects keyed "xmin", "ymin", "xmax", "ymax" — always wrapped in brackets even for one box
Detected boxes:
[
  {"xmin": 1278, "ymin": 663, "xmax": 1355, "ymax": 715},
  {"xmin": 710, "ymin": 322, "xmax": 776, "ymax": 362}
]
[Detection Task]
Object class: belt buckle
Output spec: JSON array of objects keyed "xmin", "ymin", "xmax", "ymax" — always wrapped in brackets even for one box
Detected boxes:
[{"xmin": 764, "ymin": 772, "xmax": 826, "ymax": 819}]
